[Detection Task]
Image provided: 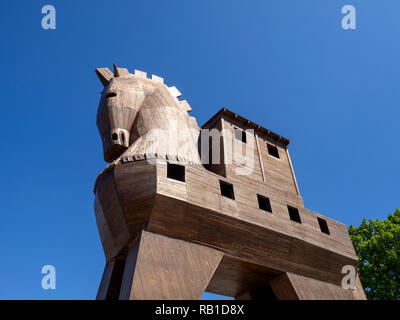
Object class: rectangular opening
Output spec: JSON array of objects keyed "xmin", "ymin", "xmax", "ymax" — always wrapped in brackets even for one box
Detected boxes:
[
  {"xmin": 234, "ymin": 128, "xmax": 247, "ymax": 143},
  {"xmin": 219, "ymin": 180, "xmax": 235, "ymax": 200},
  {"xmin": 288, "ymin": 205, "xmax": 301, "ymax": 223},
  {"xmin": 267, "ymin": 143, "xmax": 280, "ymax": 158},
  {"xmin": 317, "ymin": 217, "xmax": 330, "ymax": 235},
  {"xmin": 257, "ymin": 194, "xmax": 272, "ymax": 213},
  {"xmin": 167, "ymin": 163, "xmax": 185, "ymax": 182}
]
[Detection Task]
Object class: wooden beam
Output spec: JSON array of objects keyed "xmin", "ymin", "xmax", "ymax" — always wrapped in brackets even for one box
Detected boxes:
[
  {"xmin": 269, "ymin": 272, "xmax": 365, "ymax": 300},
  {"xmin": 285, "ymin": 148, "xmax": 300, "ymax": 196},
  {"xmin": 119, "ymin": 230, "xmax": 223, "ymax": 300},
  {"xmin": 255, "ymin": 133, "xmax": 266, "ymax": 183}
]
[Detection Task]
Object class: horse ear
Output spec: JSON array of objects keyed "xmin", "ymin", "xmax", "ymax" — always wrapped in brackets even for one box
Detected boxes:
[
  {"xmin": 113, "ymin": 64, "xmax": 130, "ymax": 77},
  {"xmin": 95, "ymin": 68, "xmax": 113, "ymax": 86},
  {"xmin": 113, "ymin": 63, "xmax": 120, "ymax": 77}
]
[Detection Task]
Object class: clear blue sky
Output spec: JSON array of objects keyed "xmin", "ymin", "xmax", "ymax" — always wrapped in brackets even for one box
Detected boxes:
[{"xmin": 0, "ymin": 0, "xmax": 398, "ymax": 300}]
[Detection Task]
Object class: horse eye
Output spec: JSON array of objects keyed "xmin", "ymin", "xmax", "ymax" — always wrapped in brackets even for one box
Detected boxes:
[{"xmin": 106, "ymin": 92, "xmax": 117, "ymax": 98}]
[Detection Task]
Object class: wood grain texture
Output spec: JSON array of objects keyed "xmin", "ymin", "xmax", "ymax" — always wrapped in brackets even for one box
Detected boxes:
[
  {"xmin": 94, "ymin": 161, "xmax": 157, "ymax": 261},
  {"xmin": 120, "ymin": 230, "xmax": 223, "ymax": 300},
  {"xmin": 285, "ymin": 148, "xmax": 300, "ymax": 196},
  {"xmin": 202, "ymin": 108, "xmax": 290, "ymax": 146},
  {"xmin": 201, "ymin": 115, "xmax": 304, "ymax": 207},
  {"xmin": 255, "ymin": 133, "xmax": 267, "ymax": 183},
  {"xmin": 270, "ymin": 272, "xmax": 365, "ymax": 300},
  {"xmin": 154, "ymin": 161, "xmax": 357, "ymax": 261},
  {"xmin": 206, "ymin": 255, "xmax": 281, "ymax": 298},
  {"xmin": 269, "ymin": 273, "xmax": 300, "ymax": 300},
  {"xmin": 94, "ymin": 170, "xmax": 130, "ymax": 261}
]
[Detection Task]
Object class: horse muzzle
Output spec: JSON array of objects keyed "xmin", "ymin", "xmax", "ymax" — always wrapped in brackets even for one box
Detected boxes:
[{"xmin": 103, "ymin": 128, "xmax": 130, "ymax": 162}]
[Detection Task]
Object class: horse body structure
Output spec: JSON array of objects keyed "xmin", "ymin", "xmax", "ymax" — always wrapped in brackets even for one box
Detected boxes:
[{"xmin": 94, "ymin": 65, "xmax": 366, "ymax": 300}]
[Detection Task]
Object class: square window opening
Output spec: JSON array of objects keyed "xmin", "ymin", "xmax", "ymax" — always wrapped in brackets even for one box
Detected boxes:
[
  {"xmin": 317, "ymin": 217, "xmax": 330, "ymax": 235},
  {"xmin": 220, "ymin": 180, "xmax": 235, "ymax": 200},
  {"xmin": 257, "ymin": 194, "xmax": 272, "ymax": 213},
  {"xmin": 267, "ymin": 143, "xmax": 280, "ymax": 158},
  {"xmin": 234, "ymin": 128, "xmax": 247, "ymax": 143},
  {"xmin": 167, "ymin": 163, "xmax": 185, "ymax": 182},
  {"xmin": 288, "ymin": 206, "xmax": 301, "ymax": 223}
]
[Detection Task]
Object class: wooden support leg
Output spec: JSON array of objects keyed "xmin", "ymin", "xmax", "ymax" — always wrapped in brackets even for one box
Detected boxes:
[
  {"xmin": 269, "ymin": 272, "xmax": 366, "ymax": 300},
  {"xmin": 96, "ymin": 259, "xmax": 126, "ymax": 300},
  {"xmin": 119, "ymin": 230, "xmax": 223, "ymax": 300}
]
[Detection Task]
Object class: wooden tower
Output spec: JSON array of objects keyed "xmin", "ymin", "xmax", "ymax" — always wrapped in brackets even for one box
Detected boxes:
[{"xmin": 94, "ymin": 65, "xmax": 366, "ymax": 300}]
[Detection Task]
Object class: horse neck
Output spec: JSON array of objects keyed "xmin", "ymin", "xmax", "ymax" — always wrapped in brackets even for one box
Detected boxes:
[{"xmin": 139, "ymin": 87, "xmax": 191, "ymax": 133}]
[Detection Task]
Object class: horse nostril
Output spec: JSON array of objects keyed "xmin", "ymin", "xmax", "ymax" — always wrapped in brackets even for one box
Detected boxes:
[
  {"xmin": 120, "ymin": 132, "xmax": 125, "ymax": 145},
  {"xmin": 111, "ymin": 133, "xmax": 118, "ymax": 141}
]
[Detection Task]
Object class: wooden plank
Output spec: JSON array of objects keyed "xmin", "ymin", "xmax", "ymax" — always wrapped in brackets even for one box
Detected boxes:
[
  {"xmin": 255, "ymin": 134, "xmax": 267, "ymax": 183},
  {"xmin": 286, "ymin": 148, "xmax": 300, "ymax": 196},
  {"xmin": 269, "ymin": 273, "xmax": 299, "ymax": 300},
  {"xmin": 148, "ymin": 193, "xmax": 358, "ymax": 289},
  {"xmin": 95, "ymin": 170, "xmax": 130, "ymax": 261},
  {"xmin": 270, "ymin": 272, "xmax": 365, "ymax": 300},
  {"xmin": 119, "ymin": 238, "xmax": 140, "ymax": 300},
  {"xmin": 120, "ymin": 230, "xmax": 223, "ymax": 300},
  {"xmin": 221, "ymin": 119, "xmax": 264, "ymax": 184}
]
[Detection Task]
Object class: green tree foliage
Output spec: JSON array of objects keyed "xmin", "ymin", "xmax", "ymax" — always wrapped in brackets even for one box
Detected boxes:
[{"xmin": 349, "ymin": 209, "xmax": 400, "ymax": 300}]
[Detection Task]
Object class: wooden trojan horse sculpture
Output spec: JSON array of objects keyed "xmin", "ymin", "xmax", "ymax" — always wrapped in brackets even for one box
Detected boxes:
[{"xmin": 94, "ymin": 64, "xmax": 366, "ymax": 300}]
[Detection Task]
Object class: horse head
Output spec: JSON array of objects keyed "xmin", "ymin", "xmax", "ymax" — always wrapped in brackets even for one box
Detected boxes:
[{"xmin": 95, "ymin": 64, "xmax": 201, "ymax": 165}]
